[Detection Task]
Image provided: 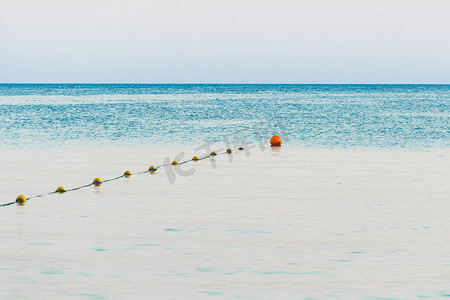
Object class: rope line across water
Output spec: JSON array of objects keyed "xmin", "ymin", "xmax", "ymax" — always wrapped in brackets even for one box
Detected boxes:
[{"xmin": 1, "ymin": 148, "xmax": 238, "ymax": 207}]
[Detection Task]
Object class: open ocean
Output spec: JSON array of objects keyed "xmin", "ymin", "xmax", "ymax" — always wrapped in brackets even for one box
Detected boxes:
[
  {"xmin": 1, "ymin": 84, "xmax": 450, "ymax": 299},
  {"xmin": 0, "ymin": 84, "xmax": 449, "ymax": 149}
]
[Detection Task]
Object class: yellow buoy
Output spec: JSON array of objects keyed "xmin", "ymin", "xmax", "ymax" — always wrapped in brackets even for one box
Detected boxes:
[
  {"xmin": 226, "ymin": 148, "xmax": 232, "ymax": 154},
  {"xmin": 124, "ymin": 170, "xmax": 132, "ymax": 176},
  {"xmin": 149, "ymin": 165, "xmax": 157, "ymax": 172},
  {"xmin": 171, "ymin": 161, "xmax": 178, "ymax": 165},
  {"xmin": 93, "ymin": 178, "xmax": 102, "ymax": 186},
  {"xmin": 192, "ymin": 156, "xmax": 199, "ymax": 161},
  {"xmin": 56, "ymin": 186, "xmax": 66, "ymax": 193},
  {"xmin": 210, "ymin": 151, "xmax": 217, "ymax": 156},
  {"xmin": 16, "ymin": 195, "xmax": 27, "ymax": 206}
]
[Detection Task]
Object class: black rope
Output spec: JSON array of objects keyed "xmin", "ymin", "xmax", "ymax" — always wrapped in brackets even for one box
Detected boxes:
[
  {"xmin": 66, "ymin": 183, "xmax": 94, "ymax": 192},
  {"xmin": 27, "ymin": 194, "xmax": 45, "ymax": 200},
  {"xmin": 103, "ymin": 175, "xmax": 126, "ymax": 183}
]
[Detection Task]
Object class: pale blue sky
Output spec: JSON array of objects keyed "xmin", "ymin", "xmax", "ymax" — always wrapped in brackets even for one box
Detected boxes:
[{"xmin": 0, "ymin": 0, "xmax": 449, "ymax": 83}]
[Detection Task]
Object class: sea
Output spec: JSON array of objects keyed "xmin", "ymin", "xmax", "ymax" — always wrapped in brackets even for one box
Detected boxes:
[{"xmin": 0, "ymin": 84, "xmax": 449, "ymax": 299}]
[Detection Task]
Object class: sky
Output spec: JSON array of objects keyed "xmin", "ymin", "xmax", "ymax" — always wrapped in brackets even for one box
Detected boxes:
[{"xmin": 0, "ymin": 0, "xmax": 449, "ymax": 83}]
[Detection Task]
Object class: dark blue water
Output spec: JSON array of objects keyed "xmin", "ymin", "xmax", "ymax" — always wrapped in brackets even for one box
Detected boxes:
[{"xmin": 0, "ymin": 84, "xmax": 449, "ymax": 149}]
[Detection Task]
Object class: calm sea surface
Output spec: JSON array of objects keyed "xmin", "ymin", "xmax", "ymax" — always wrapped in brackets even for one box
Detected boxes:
[
  {"xmin": 0, "ymin": 84, "xmax": 449, "ymax": 149},
  {"xmin": 1, "ymin": 84, "xmax": 450, "ymax": 299}
]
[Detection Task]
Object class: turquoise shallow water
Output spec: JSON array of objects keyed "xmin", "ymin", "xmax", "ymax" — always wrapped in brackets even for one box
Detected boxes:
[{"xmin": 0, "ymin": 84, "xmax": 449, "ymax": 149}]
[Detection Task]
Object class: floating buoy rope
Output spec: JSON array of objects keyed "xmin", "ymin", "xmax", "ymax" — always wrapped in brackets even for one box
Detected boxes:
[{"xmin": 0, "ymin": 146, "xmax": 251, "ymax": 207}]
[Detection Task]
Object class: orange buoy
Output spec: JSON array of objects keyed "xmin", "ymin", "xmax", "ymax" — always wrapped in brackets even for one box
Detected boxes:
[{"xmin": 270, "ymin": 135, "xmax": 282, "ymax": 146}]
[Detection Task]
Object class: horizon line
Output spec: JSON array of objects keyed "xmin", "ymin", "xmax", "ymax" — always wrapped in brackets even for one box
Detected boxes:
[{"xmin": 1, "ymin": 82, "xmax": 450, "ymax": 85}]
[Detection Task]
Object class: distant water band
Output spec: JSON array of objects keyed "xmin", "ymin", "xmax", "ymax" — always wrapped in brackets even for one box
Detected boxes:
[{"xmin": 0, "ymin": 84, "xmax": 448, "ymax": 149}]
